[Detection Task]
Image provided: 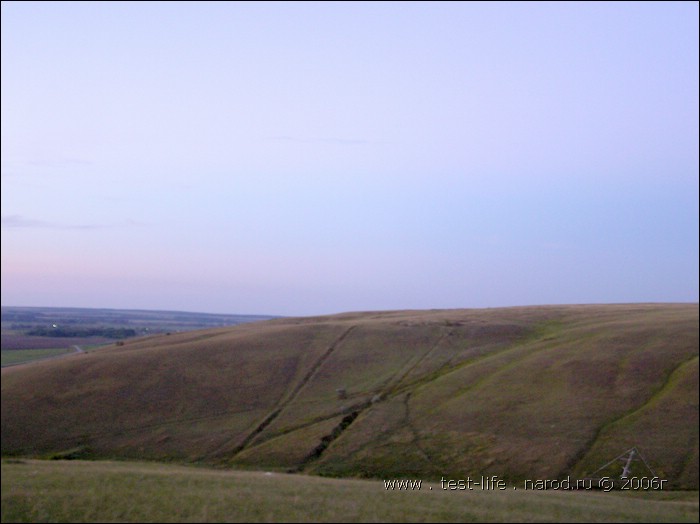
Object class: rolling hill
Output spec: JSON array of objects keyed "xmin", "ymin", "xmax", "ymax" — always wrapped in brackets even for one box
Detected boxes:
[{"xmin": 1, "ymin": 304, "xmax": 697, "ymax": 489}]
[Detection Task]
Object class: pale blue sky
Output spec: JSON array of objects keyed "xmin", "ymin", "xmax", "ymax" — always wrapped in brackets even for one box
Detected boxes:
[{"xmin": 2, "ymin": 1, "xmax": 698, "ymax": 316}]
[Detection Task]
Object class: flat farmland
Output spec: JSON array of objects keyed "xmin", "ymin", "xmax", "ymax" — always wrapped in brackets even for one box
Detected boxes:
[
  {"xmin": 1, "ymin": 348, "xmax": 77, "ymax": 367},
  {"xmin": 1, "ymin": 307, "xmax": 278, "ymax": 364},
  {"xmin": 1, "ymin": 334, "xmax": 110, "ymax": 350}
]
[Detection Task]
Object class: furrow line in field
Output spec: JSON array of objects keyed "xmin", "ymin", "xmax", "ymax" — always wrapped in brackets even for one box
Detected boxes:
[
  {"xmin": 225, "ymin": 325, "xmax": 357, "ymax": 459},
  {"xmin": 386, "ymin": 330, "xmax": 451, "ymax": 393},
  {"xmin": 402, "ymin": 391, "xmax": 435, "ymax": 465},
  {"xmin": 292, "ymin": 331, "xmax": 452, "ymax": 472}
]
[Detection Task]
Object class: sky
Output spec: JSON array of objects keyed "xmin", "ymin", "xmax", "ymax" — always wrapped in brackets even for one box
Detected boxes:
[{"xmin": 1, "ymin": 1, "xmax": 698, "ymax": 317}]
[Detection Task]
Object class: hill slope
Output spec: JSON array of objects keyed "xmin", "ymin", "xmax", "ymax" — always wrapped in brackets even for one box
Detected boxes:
[{"xmin": 2, "ymin": 304, "xmax": 697, "ymax": 488}]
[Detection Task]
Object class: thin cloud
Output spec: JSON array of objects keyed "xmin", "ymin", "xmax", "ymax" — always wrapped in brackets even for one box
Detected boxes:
[
  {"xmin": 25, "ymin": 156, "xmax": 94, "ymax": 168},
  {"xmin": 1, "ymin": 215, "xmax": 51, "ymax": 228},
  {"xmin": 1, "ymin": 215, "xmax": 145, "ymax": 230},
  {"xmin": 264, "ymin": 135, "xmax": 371, "ymax": 146}
]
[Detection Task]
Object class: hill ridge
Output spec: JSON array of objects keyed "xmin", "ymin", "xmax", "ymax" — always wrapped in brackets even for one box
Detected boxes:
[{"xmin": 2, "ymin": 303, "xmax": 697, "ymax": 488}]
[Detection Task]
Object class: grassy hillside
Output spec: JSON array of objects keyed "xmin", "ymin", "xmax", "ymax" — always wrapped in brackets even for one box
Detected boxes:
[
  {"xmin": 2, "ymin": 459, "xmax": 698, "ymax": 523},
  {"xmin": 1, "ymin": 304, "xmax": 697, "ymax": 488}
]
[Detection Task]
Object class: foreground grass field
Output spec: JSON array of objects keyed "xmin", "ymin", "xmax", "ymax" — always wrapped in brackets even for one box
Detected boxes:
[
  {"xmin": 2, "ymin": 304, "xmax": 697, "ymax": 489},
  {"xmin": 2, "ymin": 459, "xmax": 697, "ymax": 523}
]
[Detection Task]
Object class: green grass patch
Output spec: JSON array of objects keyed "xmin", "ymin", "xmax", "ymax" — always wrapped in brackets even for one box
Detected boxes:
[{"xmin": 1, "ymin": 348, "xmax": 74, "ymax": 367}]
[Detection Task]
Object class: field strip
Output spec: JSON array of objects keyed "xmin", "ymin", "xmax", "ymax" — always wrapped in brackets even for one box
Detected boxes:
[{"xmin": 1, "ymin": 345, "xmax": 84, "ymax": 368}]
